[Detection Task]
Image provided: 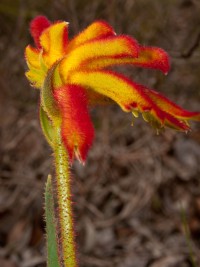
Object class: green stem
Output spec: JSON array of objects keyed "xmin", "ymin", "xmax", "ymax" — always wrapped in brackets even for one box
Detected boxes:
[
  {"xmin": 45, "ymin": 175, "xmax": 60, "ymax": 267},
  {"xmin": 54, "ymin": 127, "xmax": 78, "ymax": 267}
]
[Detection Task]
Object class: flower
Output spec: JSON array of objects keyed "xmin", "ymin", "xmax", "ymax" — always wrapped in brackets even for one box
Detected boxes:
[{"xmin": 25, "ymin": 16, "xmax": 200, "ymax": 163}]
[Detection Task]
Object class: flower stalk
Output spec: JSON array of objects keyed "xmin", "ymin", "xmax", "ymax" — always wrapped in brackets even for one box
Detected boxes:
[{"xmin": 53, "ymin": 127, "xmax": 77, "ymax": 267}]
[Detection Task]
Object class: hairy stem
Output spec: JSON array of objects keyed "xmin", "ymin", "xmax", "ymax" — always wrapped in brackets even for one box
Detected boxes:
[
  {"xmin": 45, "ymin": 175, "xmax": 60, "ymax": 267},
  {"xmin": 54, "ymin": 127, "xmax": 77, "ymax": 267}
]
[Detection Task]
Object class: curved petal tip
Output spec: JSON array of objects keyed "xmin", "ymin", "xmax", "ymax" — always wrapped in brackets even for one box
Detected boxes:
[{"xmin": 30, "ymin": 16, "xmax": 51, "ymax": 48}]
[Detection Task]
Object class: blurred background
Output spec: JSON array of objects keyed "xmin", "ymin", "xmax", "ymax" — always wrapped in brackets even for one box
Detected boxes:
[{"xmin": 0, "ymin": 0, "xmax": 200, "ymax": 266}]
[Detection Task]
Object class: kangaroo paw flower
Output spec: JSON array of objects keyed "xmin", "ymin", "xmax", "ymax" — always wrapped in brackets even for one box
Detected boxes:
[{"xmin": 25, "ymin": 16, "xmax": 200, "ymax": 163}]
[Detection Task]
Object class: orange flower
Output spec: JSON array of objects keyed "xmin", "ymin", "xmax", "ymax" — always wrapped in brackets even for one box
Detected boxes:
[{"xmin": 25, "ymin": 16, "xmax": 200, "ymax": 163}]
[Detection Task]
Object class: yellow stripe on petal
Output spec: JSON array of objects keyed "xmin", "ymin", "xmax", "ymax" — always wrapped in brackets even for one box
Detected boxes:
[
  {"xmin": 69, "ymin": 70, "xmax": 197, "ymax": 131},
  {"xmin": 67, "ymin": 20, "xmax": 115, "ymax": 51},
  {"xmin": 69, "ymin": 70, "xmax": 149, "ymax": 111},
  {"xmin": 40, "ymin": 21, "xmax": 69, "ymax": 66},
  {"xmin": 60, "ymin": 36, "xmax": 139, "ymax": 80},
  {"xmin": 84, "ymin": 46, "xmax": 169, "ymax": 74},
  {"xmin": 25, "ymin": 45, "xmax": 40, "ymax": 69}
]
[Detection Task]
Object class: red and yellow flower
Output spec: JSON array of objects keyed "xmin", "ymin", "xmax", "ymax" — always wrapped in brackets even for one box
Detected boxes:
[{"xmin": 25, "ymin": 16, "xmax": 200, "ymax": 163}]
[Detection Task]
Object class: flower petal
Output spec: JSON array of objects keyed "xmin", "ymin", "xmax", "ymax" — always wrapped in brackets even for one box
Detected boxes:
[
  {"xmin": 67, "ymin": 20, "xmax": 115, "ymax": 51},
  {"xmin": 25, "ymin": 68, "xmax": 45, "ymax": 88},
  {"xmin": 59, "ymin": 36, "xmax": 139, "ymax": 79},
  {"xmin": 53, "ymin": 85, "xmax": 94, "ymax": 163},
  {"xmin": 40, "ymin": 21, "xmax": 69, "ymax": 66},
  {"xmin": 69, "ymin": 70, "xmax": 153, "ymax": 111},
  {"xmin": 131, "ymin": 46, "xmax": 170, "ymax": 74},
  {"xmin": 25, "ymin": 45, "xmax": 47, "ymax": 89},
  {"xmin": 25, "ymin": 45, "xmax": 40, "ymax": 69},
  {"xmin": 30, "ymin": 16, "xmax": 51, "ymax": 48},
  {"xmin": 82, "ymin": 46, "xmax": 169, "ymax": 74},
  {"xmin": 144, "ymin": 88, "xmax": 200, "ymax": 121},
  {"xmin": 69, "ymin": 70, "xmax": 195, "ymax": 131}
]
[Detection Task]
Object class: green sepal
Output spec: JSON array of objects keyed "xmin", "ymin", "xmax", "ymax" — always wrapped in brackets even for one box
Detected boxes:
[
  {"xmin": 41, "ymin": 63, "xmax": 61, "ymax": 123},
  {"xmin": 45, "ymin": 175, "xmax": 61, "ymax": 267},
  {"xmin": 40, "ymin": 106, "xmax": 55, "ymax": 147}
]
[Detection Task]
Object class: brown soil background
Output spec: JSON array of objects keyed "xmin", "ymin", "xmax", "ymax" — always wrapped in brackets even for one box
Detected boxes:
[{"xmin": 0, "ymin": 0, "xmax": 200, "ymax": 266}]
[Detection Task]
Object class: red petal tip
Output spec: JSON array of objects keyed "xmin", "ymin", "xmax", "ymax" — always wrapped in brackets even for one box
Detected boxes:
[
  {"xmin": 30, "ymin": 15, "xmax": 51, "ymax": 48},
  {"xmin": 139, "ymin": 47, "xmax": 170, "ymax": 74},
  {"xmin": 157, "ymin": 48, "xmax": 170, "ymax": 74}
]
